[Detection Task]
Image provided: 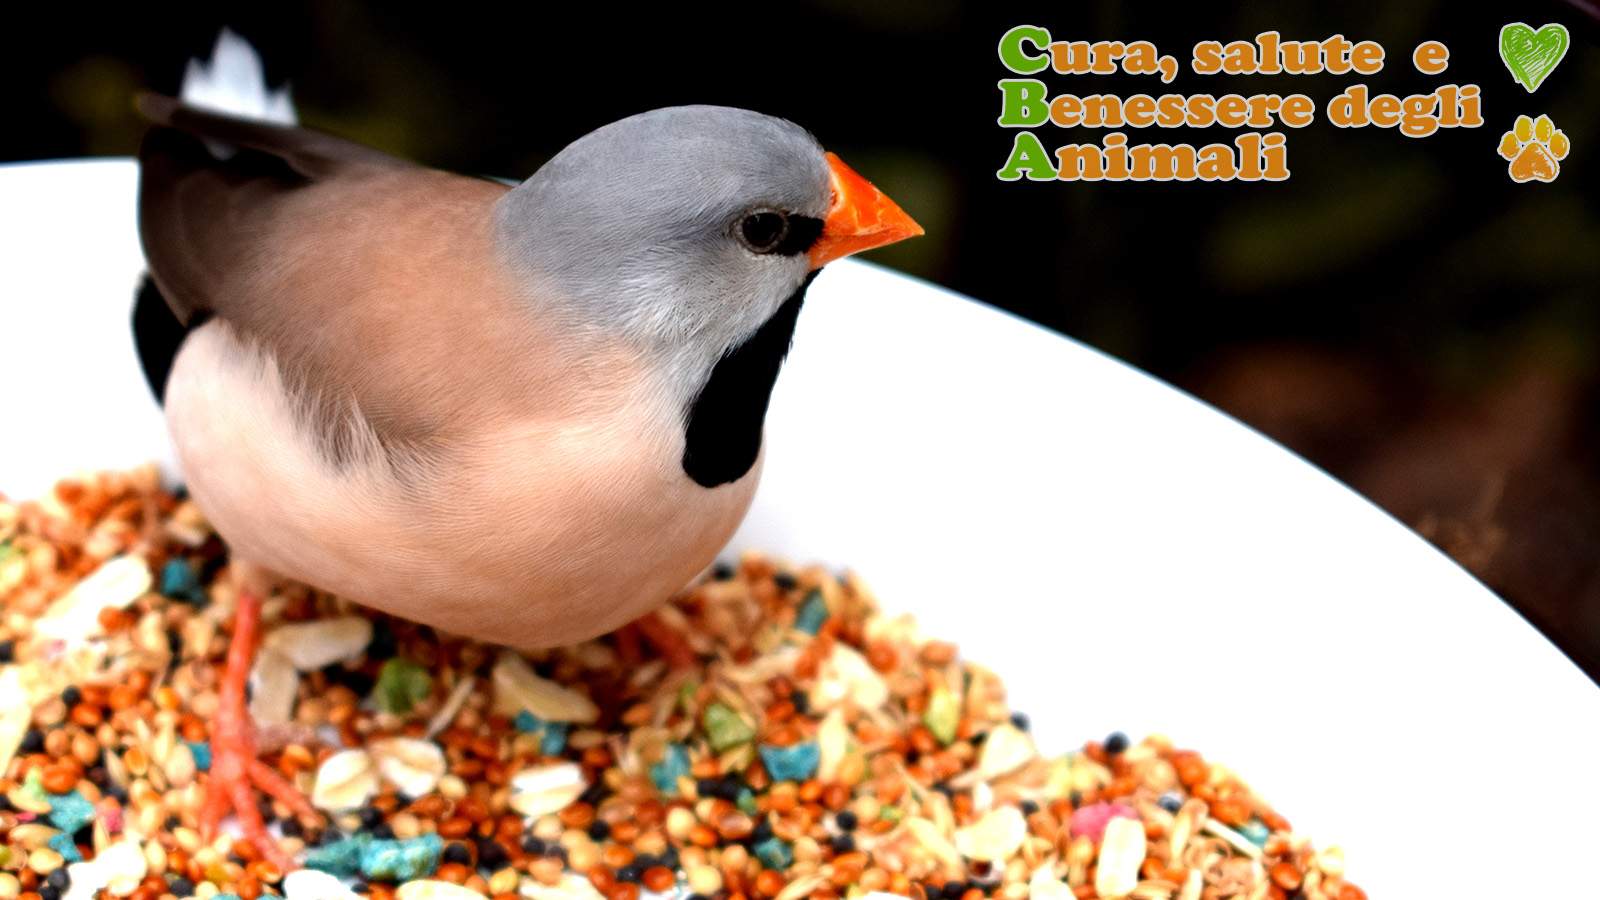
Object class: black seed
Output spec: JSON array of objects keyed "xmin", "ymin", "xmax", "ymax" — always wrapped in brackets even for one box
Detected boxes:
[
  {"xmin": 1021, "ymin": 799, "xmax": 1040, "ymax": 816},
  {"xmin": 62, "ymin": 686, "xmax": 82, "ymax": 706},
  {"xmin": 370, "ymin": 824, "xmax": 395, "ymax": 840},
  {"xmin": 617, "ymin": 864, "xmax": 641, "ymax": 883},
  {"xmin": 358, "ymin": 806, "xmax": 384, "ymax": 829},
  {"xmin": 1104, "ymin": 731, "xmax": 1130, "ymax": 755},
  {"xmin": 578, "ymin": 781, "xmax": 608, "ymax": 806},
  {"xmin": 773, "ymin": 572, "xmax": 798, "ymax": 591},
  {"xmin": 477, "ymin": 839, "xmax": 508, "ymax": 870},
  {"xmin": 830, "ymin": 834, "xmax": 855, "ymax": 855},
  {"xmin": 167, "ymin": 877, "xmax": 196, "ymax": 896},
  {"xmin": 281, "ymin": 817, "xmax": 304, "ymax": 838},
  {"xmin": 444, "ymin": 842, "xmax": 473, "ymax": 865},
  {"xmin": 1158, "ymin": 792, "xmax": 1183, "ymax": 813},
  {"xmin": 835, "ymin": 810, "xmax": 858, "ymax": 831},
  {"xmin": 198, "ymin": 541, "xmax": 228, "ymax": 584},
  {"xmin": 714, "ymin": 776, "xmax": 744, "ymax": 801},
  {"xmin": 39, "ymin": 886, "xmax": 60, "ymax": 900},
  {"xmin": 365, "ymin": 619, "xmax": 398, "ymax": 661},
  {"xmin": 587, "ymin": 820, "xmax": 611, "ymax": 841},
  {"xmin": 712, "ymin": 563, "xmax": 734, "ymax": 581},
  {"xmin": 790, "ymin": 692, "xmax": 809, "ymax": 715},
  {"xmin": 519, "ymin": 836, "xmax": 545, "ymax": 856},
  {"xmin": 47, "ymin": 868, "xmax": 71, "ymax": 891},
  {"xmin": 322, "ymin": 663, "xmax": 376, "ymax": 697},
  {"xmin": 750, "ymin": 818, "xmax": 773, "ymax": 844},
  {"xmin": 1009, "ymin": 711, "xmax": 1030, "ymax": 731},
  {"xmin": 942, "ymin": 882, "xmax": 966, "ymax": 899},
  {"xmin": 0, "ymin": 640, "xmax": 14, "ymax": 663},
  {"xmin": 19, "ymin": 729, "xmax": 43, "ymax": 754}
]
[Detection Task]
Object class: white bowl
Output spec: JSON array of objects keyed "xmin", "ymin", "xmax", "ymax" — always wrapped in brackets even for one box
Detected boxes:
[{"xmin": 4, "ymin": 159, "xmax": 1598, "ymax": 896}]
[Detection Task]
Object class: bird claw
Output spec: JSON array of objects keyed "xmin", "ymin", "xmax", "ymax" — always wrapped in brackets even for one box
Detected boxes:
[
  {"xmin": 200, "ymin": 587, "xmax": 317, "ymax": 871},
  {"xmin": 199, "ymin": 741, "xmax": 312, "ymax": 871}
]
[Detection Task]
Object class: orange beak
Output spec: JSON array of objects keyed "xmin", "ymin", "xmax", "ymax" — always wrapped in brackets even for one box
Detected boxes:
[{"xmin": 808, "ymin": 152, "xmax": 924, "ymax": 269}]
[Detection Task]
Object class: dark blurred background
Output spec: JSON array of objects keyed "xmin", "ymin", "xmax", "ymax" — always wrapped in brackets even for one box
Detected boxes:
[{"xmin": 5, "ymin": 2, "xmax": 1598, "ymax": 680}]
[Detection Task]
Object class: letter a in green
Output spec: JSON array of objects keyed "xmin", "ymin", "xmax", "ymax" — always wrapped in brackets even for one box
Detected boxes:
[{"xmin": 996, "ymin": 132, "xmax": 1058, "ymax": 181}]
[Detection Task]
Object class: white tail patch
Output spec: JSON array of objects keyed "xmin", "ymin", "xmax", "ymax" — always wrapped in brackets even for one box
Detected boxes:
[{"xmin": 181, "ymin": 29, "xmax": 297, "ymax": 156}]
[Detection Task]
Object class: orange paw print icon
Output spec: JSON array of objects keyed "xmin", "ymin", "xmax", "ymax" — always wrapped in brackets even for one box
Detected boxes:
[{"xmin": 1498, "ymin": 114, "xmax": 1569, "ymax": 183}]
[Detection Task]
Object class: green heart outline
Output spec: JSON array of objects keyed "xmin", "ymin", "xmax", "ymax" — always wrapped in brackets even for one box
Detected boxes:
[{"xmin": 1499, "ymin": 22, "xmax": 1570, "ymax": 93}]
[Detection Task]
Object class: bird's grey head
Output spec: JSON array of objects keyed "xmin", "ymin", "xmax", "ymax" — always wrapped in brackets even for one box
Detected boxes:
[
  {"xmin": 495, "ymin": 106, "xmax": 834, "ymax": 370},
  {"xmin": 494, "ymin": 105, "xmax": 921, "ymax": 486}
]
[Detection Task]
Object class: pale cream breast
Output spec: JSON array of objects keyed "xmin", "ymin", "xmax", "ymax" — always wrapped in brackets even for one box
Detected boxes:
[{"xmin": 165, "ymin": 319, "xmax": 758, "ymax": 648}]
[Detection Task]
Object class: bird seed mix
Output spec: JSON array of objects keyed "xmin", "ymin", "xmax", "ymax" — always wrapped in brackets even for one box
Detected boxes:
[{"xmin": 0, "ymin": 468, "xmax": 1366, "ymax": 900}]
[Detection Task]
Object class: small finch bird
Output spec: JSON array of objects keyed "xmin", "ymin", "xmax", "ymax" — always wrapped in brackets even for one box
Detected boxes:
[{"xmin": 133, "ymin": 32, "xmax": 921, "ymax": 864}]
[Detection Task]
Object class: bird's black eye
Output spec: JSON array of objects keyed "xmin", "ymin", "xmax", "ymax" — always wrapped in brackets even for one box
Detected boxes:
[{"xmin": 737, "ymin": 210, "xmax": 789, "ymax": 254}]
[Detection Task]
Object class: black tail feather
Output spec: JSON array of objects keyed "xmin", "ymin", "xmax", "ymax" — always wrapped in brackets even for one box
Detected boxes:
[{"xmin": 132, "ymin": 274, "xmax": 190, "ymax": 406}]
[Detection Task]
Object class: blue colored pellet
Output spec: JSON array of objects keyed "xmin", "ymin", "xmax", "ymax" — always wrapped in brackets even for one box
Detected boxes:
[
  {"xmin": 795, "ymin": 589, "xmax": 829, "ymax": 635},
  {"xmin": 160, "ymin": 558, "xmax": 205, "ymax": 604},
  {"xmin": 650, "ymin": 744, "xmax": 690, "ymax": 794},
  {"xmin": 759, "ymin": 742, "xmax": 820, "ymax": 782},
  {"xmin": 540, "ymin": 722, "xmax": 569, "ymax": 756},
  {"xmin": 360, "ymin": 832, "xmax": 442, "ymax": 881},
  {"xmin": 47, "ymin": 790, "xmax": 96, "ymax": 834},
  {"xmin": 753, "ymin": 836, "xmax": 793, "ymax": 870},
  {"xmin": 186, "ymin": 741, "xmax": 212, "ymax": 772},
  {"xmin": 1240, "ymin": 818, "xmax": 1271, "ymax": 846},
  {"xmin": 48, "ymin": 832, "xmax": 82, "ymax": 862},
  {"xmin": 305, "ymin": 833, "xmax": 443, "ymax": 881},
  {"xmin": 304, "ymin": 837, "xmax": 365, "ymax": 877}
]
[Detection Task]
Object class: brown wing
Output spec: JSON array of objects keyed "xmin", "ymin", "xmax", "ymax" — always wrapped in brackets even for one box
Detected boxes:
[
  {"xmin": 135, "ymin": 94, "xmax": 564, "ymax": 464},
  {"xmin": 135, "ymin": 93, "xmax": 413, "ymax": 324}
]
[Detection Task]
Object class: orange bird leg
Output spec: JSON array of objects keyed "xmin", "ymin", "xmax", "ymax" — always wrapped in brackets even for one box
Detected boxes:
[{"xmin": 200, "ymin": 589, "xmax": 316, "ymax": 870}]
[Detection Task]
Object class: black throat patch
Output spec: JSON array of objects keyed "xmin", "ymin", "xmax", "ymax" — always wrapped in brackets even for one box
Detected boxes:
[{"xmin": 681, "ymin": 271, "xmax": 819, "ymax": 488}]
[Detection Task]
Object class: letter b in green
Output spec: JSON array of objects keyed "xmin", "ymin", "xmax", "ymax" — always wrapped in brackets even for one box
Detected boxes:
[{"xmin": 998, "ymin": 79, "xmax": 1049, "ymax": 127}]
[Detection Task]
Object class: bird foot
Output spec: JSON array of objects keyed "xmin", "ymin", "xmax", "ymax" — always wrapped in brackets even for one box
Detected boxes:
[{"xmin": 199, "ymin": 587, "xmax": 316, "ymax": 871}]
